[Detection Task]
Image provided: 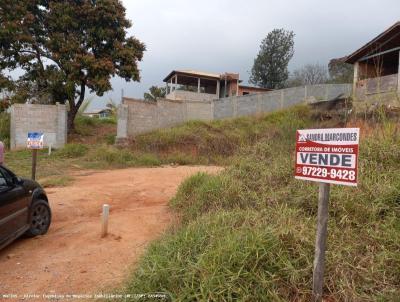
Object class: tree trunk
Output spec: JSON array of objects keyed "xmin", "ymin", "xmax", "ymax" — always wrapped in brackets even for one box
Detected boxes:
[
  {"xmin": 67, "ymin": 106, "xmax": 78, "ymax": 134},
  {"xmin": 67, "ymin": 81, "xmax": 85, "ymax": 134}
]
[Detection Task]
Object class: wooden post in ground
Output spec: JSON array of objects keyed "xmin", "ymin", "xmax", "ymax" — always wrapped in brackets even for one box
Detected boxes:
[
  {"xmin": 312, "ymin": 182, "xmax": 330, "ymax": 302},
  {"xmin": 31, "ymin": 149, "xmax": 38, "ymax": 180},
  {"xmin": 101, "ymin": 204, "xmax": 110, "ymax": 238},
  {"xmin": 352, "ymin": 62, "xmax": 359, "ymax": 100}
]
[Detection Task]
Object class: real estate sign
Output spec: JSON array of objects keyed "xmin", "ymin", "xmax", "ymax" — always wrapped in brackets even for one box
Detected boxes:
[
  {"xmin": 295, "ymin": 128, "xmax": 360, "ymax": 186},
  {"xmin": 27, "ymin": 132, "xmax": 44, "ymax": 150}
]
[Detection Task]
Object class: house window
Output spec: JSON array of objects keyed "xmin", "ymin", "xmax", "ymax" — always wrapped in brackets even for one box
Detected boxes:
[{"xmin": 242, "ymin": 92, "xmax": 250, "ymax": 95}]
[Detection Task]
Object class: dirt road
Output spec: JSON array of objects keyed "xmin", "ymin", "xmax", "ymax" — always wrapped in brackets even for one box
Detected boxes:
[{"xmin": 0, "ymin": 166, "xmax": 221, "ymax": 300}]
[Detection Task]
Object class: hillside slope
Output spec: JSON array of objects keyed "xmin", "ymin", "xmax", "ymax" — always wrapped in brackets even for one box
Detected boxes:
[{"xmin": 120, "ymin": 106, "xmax": 399, "ymax": 301}]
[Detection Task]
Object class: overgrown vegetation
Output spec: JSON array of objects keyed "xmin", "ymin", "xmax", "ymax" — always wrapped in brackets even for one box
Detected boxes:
[
  {"xmin": 120, "ymin": 107, "xmax": 400, "ymax": 301},
  {"xmin": 0, "ymin": 112, "xmax": 10, "ymax": 148},
  {"xmin": 133, "ymin": 106, "xmax": 313, "ymax": 164}
]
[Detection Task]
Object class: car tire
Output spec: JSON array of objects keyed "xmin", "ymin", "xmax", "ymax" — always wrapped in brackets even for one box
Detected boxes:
[{"xmin": 25, "ymin": 199, "xmax": 51, "ymax": 237}]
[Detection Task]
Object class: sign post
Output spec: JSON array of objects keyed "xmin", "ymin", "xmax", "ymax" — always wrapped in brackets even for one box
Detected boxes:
[
  {"xmin": 27, "ymin": 132, "xmax": 44, "ymax": 180},
  {"xmin": 313, "ymin": 182, "xmax": 330, "ymax": 301},
  {"xmin": 294, "ymin": 128, "xmax": 359, "ymax": 302}
]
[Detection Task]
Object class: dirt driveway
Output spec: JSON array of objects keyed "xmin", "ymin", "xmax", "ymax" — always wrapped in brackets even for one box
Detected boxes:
[{"xmin": 0, "ymin": 166, "xmax": 221, "ymax": 300}]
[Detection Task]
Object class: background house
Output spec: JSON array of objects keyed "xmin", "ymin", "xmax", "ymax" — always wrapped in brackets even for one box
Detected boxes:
[
  {"xmin": 163, "ymin": 70, "xmax": 272, "ymax": 102},
  {"xmin": 345, "ymin": 21, "xmax": 400, "ymax": 103},
  {"xmin": 82, "ymin": 108, "xmax": 113, "ymax": 119}
]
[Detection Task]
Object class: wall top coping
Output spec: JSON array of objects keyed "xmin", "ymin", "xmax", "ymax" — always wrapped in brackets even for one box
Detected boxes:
[{"xmin": 12, "ymin": 103, "xmax": 66, "ymax": 108}]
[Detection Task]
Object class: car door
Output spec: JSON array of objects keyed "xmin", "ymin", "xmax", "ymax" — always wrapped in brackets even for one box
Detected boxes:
[{"xmin": 0, "ymin": 167, "xmax": 29, "ymax": 244}]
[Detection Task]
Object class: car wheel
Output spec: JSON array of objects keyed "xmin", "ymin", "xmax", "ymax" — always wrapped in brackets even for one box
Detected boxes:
[{"xmin": 25, "ymin": 199, "xmax": 51, "ymax": 237}]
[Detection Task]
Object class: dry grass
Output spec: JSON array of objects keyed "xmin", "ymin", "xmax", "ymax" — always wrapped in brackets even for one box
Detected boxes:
[{"xmin": 120, "ymin": 107, "xmax": 400, "ymax": 301}]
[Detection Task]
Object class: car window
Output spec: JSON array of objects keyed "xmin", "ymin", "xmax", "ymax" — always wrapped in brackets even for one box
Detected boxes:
[
  {"xmin": 0, "ymin": 167, "xmax": 14, "ymax": 185},
  {"xmin": 0, "ymin": 173, "xmax": 7, "ymax": 188}
]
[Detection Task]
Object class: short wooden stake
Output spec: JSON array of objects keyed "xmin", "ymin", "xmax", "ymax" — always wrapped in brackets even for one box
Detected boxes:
[
  {"xmin": 48, "ymin": 144, "xmax": 52, "ymax": 156},
  {"xmin": 31, "ymin": 149, "xmax": 38, "ymax": 180},
  {"xmin": 101, "ymin": 204, "xmax": 110, "ymax": 238},
  {"xmin": 312, "ymin": 182, "xmax": 330, "ymax": 302}
]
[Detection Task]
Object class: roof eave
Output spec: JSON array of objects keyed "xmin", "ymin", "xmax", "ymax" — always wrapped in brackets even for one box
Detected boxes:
[{"xmin": 345, "ymin": 21, "xmax": 400, "ymax": 64}]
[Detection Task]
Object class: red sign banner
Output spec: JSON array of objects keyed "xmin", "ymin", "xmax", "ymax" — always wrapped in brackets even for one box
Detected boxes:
[{"xmin": 295, "ymin": 128, "xmax": 360, "ymax": 186}]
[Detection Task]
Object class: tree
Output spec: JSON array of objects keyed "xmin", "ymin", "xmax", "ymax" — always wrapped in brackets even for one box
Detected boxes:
[
  {"xmin": 249, "ymin": 29, "xmax": 295, "ymax": 89},
  {"xmin": 287, "ymin": 63, "xmax": 328, "ymax": 87},
  {"xmin": 328, "ymin": 58, "xmax": 354, "ymax": 84},
  {"xmin": 144, "ymin": 86, "xmax": 166, "ymax": 101},
  {"xmin": 106, "ymin": 98, "xmax": 117, "ymax": 115},
  {"xmin": 0, "ymin": 0, "xmax": 145, "ymax": 132}
]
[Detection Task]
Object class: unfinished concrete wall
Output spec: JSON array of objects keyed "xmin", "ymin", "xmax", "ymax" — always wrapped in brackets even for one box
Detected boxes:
[
  {"xmin": 186, "ymin": 100, "xmax": 213, "ymax": 121},
  {"xmin": 354, "ymin": 74, "xmax": 399, "ymax": 105},
  {"xmin": 167, "ymin": 90, "xmax": 217, "ymax": 102},
  {"xmin": 213, "ymin": 84, "xmax": 352, "ymax": 119},
  {"xmin": 117, "ymin": 84, "xmax": 352, "ymax": 140},
  {"xmin": 10, "ymin": 103, "xmax": 67, "ymax": 150},
  {"xmin": 157, "ymin": 99, "xmax": 186, "ymax": 127},
  {"xmin": 117, "ymin": 98, "xmax": 186, "ymax": 137}
]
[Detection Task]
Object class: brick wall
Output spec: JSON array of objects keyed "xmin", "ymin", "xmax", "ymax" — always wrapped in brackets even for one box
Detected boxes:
[
  {"xmin": 117, "ymin": 84, "xmax": 352, "ymax": 140},
  {"xmin": 10, "ymin": 103, "xmax": 67, "ymax": 150}
]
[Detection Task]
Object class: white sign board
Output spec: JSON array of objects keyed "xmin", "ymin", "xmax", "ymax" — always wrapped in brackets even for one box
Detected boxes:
[
  {"xmin": 27, "ymin": 132, "xmax": 44, "ymax": 149},
  {"xmin": 295, "ymin": 128, "xmax": 360, "ymax": 186}
]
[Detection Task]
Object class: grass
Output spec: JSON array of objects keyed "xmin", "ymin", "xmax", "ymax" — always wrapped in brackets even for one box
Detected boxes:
[
  {"xmin": 74, "ymin": 115, "xmax": 116, "ymax": 136},
  {"xmin": 1, "ymin": 103, "xmax": 398, "ymax": 299},
  {"xmin": 40, "ymin": 175, "xmax": 74, "ymax": 188},
  {"xmin": 119, "ymin": 107, "xmax": 400, "ymax": 301},
  {"xmin": 56, "ymin": 143, "xmax": 89, "ymax": 158},
  {"xmin": 3, "ymin": 144, "xmax": 164, "ymax": 184},
  {"xmin": 132, "ymin": 106, "xmax": 315, "ymax": 165},
  {"xmin": 0, "ymin": 112, "xmax": 10, "ymax": 148}
]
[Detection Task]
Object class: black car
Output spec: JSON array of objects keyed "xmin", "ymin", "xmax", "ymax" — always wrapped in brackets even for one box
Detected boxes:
[{"xmin": 0, "ymin": 165, "xmax": 51, "ymax": 250}]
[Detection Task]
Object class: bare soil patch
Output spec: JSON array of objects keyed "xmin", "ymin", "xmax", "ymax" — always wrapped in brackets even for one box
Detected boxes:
[{"xmin": 0, "ymin": 166, "xmax": 221, "ymax": 300}]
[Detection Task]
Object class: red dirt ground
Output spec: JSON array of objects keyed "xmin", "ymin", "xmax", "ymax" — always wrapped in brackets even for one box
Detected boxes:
[{"xmin": 0, "ymin": 166, "xmax": 222, "ymax": 301}]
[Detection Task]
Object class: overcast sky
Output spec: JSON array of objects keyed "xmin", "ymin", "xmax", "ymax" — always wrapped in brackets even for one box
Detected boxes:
[{"xmin": 91, "ymin": 0, "xmax": 399, "ymax": 109}]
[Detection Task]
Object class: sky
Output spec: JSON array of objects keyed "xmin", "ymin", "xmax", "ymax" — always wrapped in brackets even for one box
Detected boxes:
[{"xmin": 90, "ymin": 0, "xmax": 399, "ymax": 110}]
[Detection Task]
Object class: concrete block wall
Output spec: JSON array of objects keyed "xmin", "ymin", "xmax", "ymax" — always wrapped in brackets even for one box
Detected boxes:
[
  {"xmin": 354, "ymin": 74, "xmax": 399, "ymax": 107},
  {"xmin": 118, "ymin": 98, "xmax": 186, "ymax": 137},
  {"xmin": 117, "ymin": 84, "xmax": 352, "ymax": 140},
  {"xmin": 158, "ymin": 99, "xmax": 186, "ymax": 127},
  {"xmin": 167, "ymin": 90, "xmax": 217, "ymax": 102},
  {"xmin": 10, "ymin": 103, "xmax": 67, "ymax": 150},
  {"xmin": 213, "ymin": 84, "xmax": 352, "ymax": 119},
  {"xmin": 186, "ymin": 100, "xmax": 213, "ymax": 121}
]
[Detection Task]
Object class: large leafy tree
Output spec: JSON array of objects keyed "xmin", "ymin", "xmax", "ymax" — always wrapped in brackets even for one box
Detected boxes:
[
  {"xmin": 143, "ymin": 85, "xmax": 166, "ymax": 101},
  {"xmin": 250, "ymin": 29, "xmax": 294, "ymax": 89},
  {"xmin": 0, "ymin": 0, "xmax": 145, "ymax": 132},
  {"xmin": 328, "ymin": 58, "xmax": 354, "ymax": 84}
]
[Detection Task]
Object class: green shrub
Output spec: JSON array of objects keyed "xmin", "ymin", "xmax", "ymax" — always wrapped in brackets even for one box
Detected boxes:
[
  {"xmin": 133, "ymin": 153, "xmax": 161, "ymax": 166},
  {"xmin": 57, "ymin": 143, "xmax": 88, "ymax": 158},
  {"xmin": 93, "ymin": 146, "xmax": 134, "ymax": 165},
  {"xmin": 0, "ymin": 112, "xmax": 10, "ymax": 148},
  {"xmin": 91, "ymin": 146, "xmax": 161, "ymax": 167},
  {"xmin": 163, "ymin": 152, "xmax": 199, "ymax": 165},
  {"xmin": 104, "ymin": 134, "xmax": 116, "ymax": 145}
]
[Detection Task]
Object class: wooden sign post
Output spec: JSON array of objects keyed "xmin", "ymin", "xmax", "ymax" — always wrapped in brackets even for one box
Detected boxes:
[
  {"xmin": 31, "ymin": 149, "xmax": 38, "ymax": 180},
  {"xmin": 312, "ymin": 182, "xmax": 330, "ymax": 301},
  {"xmin": 294, "ymin": 128, "xmax": 360, "ymax": 301},
  {"xmin": 27, "ymin": 132, "xmax": 44, "ymax": 180}
]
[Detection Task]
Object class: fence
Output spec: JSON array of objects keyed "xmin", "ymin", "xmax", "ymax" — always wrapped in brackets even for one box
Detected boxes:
[{"xmin": 116, "ymin": 84, "xmax": 352, "ymax": 141}]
